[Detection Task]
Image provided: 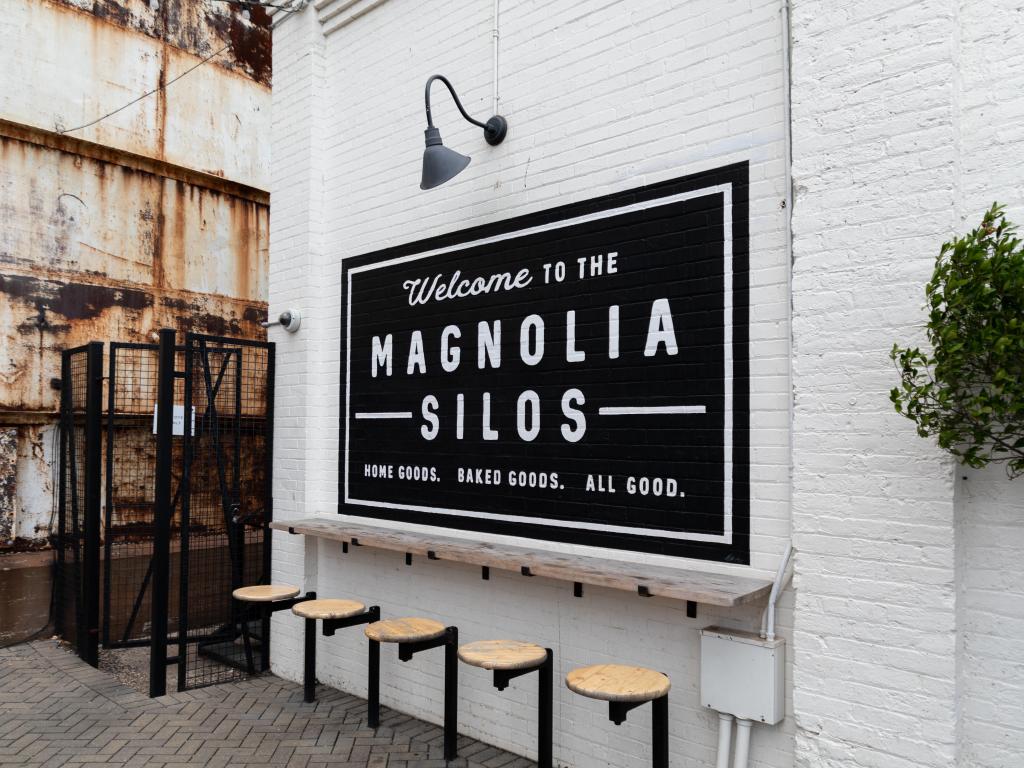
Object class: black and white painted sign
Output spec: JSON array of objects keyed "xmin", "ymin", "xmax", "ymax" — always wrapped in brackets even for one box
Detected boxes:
[{"xmin": 340, "ymin": 163, "xmax": 749, "ymax": 562}]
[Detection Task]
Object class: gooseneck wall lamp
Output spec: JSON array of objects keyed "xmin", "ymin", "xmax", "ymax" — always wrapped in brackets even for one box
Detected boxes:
[{"xmin": 421, "ymin": 74, "xmax": 507, "ymax": 190}]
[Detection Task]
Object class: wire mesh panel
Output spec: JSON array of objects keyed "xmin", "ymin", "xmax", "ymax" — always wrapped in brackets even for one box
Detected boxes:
[
  {"xmin": 56, "ymin": 347, "xmax": 88, "ymax": 652},
  {"xmin": 56, "ymin": 343, "xmax": 101, "ymax": 665},
  {"xmin": 178, "ymin": 333, "xmax": 273, "ymax": 690},
  {"xmin": 103, "ymin": 344, "xmax": 185, "ymax": 649}
]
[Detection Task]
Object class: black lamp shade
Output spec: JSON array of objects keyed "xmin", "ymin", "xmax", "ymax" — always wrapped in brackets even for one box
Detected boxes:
[{"xmin": 421, "ymin": 126, "xmax": 471, "ymax": 190}]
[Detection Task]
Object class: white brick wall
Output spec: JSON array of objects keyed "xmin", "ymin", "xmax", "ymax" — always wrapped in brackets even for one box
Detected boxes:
[
  {"xmin": 791, "ymin": 1, "xmax": 1024, "ymax": 767},
  {"xmin": 270, "ymin": 1, "xmax": 794, "ymax": 766},
  {"xmin": 268, "ymin": 4, "xmax": 334, "ymax": 681},
  {"xmin": 955, "ymin": 2, "xmax": 1024, "ymax": 766},
  {"xmin": 956, "ymin": 468, "xmax": 1024, "ymax": 768},
  {"xmin": 271, "ymin": 0, "xmax": 1024, "ymax": 766}
]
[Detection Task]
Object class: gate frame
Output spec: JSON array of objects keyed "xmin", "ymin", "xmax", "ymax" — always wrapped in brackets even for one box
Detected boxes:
[
  {"xmin": 56, "ymin": 332, "xmax": 274, "ymax": 693},
  {"xmin": 148, "ymin": 329, "xmax": 276, "ymax": 697},
  {"xmin": 149, "ymin": 329, "xmax": 177, "ymax": 697},
  {"xmin": 56, "ymin": 342, "xmax": 103, "ymax": 668}
]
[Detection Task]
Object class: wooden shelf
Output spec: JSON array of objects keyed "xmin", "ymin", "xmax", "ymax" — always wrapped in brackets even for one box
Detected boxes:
[{"xmin": 271, "ymin": 517, "xmax": 772, "ymax": 609}]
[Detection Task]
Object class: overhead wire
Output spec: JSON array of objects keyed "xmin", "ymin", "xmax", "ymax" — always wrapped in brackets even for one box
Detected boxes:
[{"xmin": 58, "ymin": 43, "xmax": 231, "ymax": 135}]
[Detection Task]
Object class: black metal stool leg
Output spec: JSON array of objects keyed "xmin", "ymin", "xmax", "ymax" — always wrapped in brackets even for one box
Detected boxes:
[
  {"xmin": 443, "ymin": 627, "xmax": 458, "ymax": 761},
  {"xmin": 238, "ymin": 603, "xmax": 256, "ymax": 675},
  {"xmin": 538, "ymin": 649, "xmax": 553, "ymax": 768},
  {"xmin": 260, "ymin": 604, "xmax": 271, "ymax": 672},
  {"xmin": 370, "ymin": 643, "xmax": 382, "ymax": 729},
  {"xmin": 303, "ymin": 617, "xmax": 316, "ymax": 703},
  {"xmin": 367, "ymin": 606, "xmax": 381, "ymax": 726},
  {"xmin": 652, "ymin": 694, "xmax": 669, "ymax": 768}
]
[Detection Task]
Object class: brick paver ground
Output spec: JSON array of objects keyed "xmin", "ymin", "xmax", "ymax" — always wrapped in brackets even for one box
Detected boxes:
[{"xmin": 0, "ymin": 641, "xmax": 534, "ymax": 768}]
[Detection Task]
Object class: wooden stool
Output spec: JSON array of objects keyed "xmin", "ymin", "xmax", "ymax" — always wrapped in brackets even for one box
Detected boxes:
[
  {"xmin": 366, "ymin": 618, "xmax": 459, "ymax": 760},
  {"xmin": 459, "ymin": 641, "xmax": 553, "ymax": 768},
  {"xmin": 566, "ymin": 664, "xmax": 671, "ymax": 768},
  {"xmin": 291, "ymin": 598, "xmax": 380, "ymax": 705},
  {"xmin": 232, "ymin": 585, "xmax": 314, "ymax": 675}
]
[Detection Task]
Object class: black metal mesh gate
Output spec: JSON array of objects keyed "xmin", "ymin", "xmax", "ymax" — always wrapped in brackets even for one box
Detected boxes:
[
  {"xmin": 56, "ymin": 332, "xmax": 274, "ymax": 694},
  {"xmin": 175, "ymin": 333, "xmax": 274, "ymax": 690}
]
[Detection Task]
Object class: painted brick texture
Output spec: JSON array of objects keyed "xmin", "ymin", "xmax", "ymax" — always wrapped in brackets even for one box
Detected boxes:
[
  {"xmin": 271, "ymin": 0, "xmax": 1024, "ymax": 766},
  {"xmin": 791, "ymin": 2, "xmax": 1024, "ymax": 768},
  {"xmin": 270, "ymin": 1, "xmax": 794, "ymax": 767},
  {"xmin": 955, "ymin": 3, "xmax": 1024, "ymax": 766}
]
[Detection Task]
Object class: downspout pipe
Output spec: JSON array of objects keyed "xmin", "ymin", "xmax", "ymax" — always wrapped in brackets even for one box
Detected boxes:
[
  {"xmin": 762, "ymin": 542, "xmax": 794, "ymax": 641},
  {"xmin": 733, "ymin": 719, "xmax": 754, "ymax": 768},
  {"xmin": 492, "ymin": 0, "xmax": 500, "ymax": 114},
  {"xmin": 716, "ymin": 713, "xmax": 734, "ymax": 768}
]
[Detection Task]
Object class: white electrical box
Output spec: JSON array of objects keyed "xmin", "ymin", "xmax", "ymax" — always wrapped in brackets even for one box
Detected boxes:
[{"xmin": 700, "ymin": 626, "xmax": 785, "ymax": 724}]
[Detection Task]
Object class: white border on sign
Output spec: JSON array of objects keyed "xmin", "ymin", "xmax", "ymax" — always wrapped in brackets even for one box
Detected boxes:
[{"xmin": 345, "ymin": 184, "xmax": 734, "ymax": 544}]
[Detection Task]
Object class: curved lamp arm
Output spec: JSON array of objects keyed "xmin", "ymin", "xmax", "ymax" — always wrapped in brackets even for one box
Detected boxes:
[{"xmin": 424, "ymin": 74, "xmax": 507, "ymax": 145}]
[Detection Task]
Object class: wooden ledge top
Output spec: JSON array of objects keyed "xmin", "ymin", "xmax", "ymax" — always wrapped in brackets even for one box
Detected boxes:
[{"xmin": 271, "ymin": 518, "xmax": 772, "ymax": 608}]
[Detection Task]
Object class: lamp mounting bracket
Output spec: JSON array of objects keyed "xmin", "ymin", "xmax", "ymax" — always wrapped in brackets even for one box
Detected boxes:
[{"xmin": 425, "ymin": 74, "xmax": 507, "ymax": 146}]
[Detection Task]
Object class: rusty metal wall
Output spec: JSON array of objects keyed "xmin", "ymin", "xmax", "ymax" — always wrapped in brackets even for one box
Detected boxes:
[
  {"xmin": 0, "ymin": 0, "xmax": 272, "ymax": 549},
  {"xmin": 54, "ymin": 0, "xmax": 273, "ymax": 87},
  {"xmin": 0, "ymin": 132, "xmax": 269, "ymax": 414},
  {"xmin": 0, "ymin": 0, "xmax": 272, "ymax": 189}
]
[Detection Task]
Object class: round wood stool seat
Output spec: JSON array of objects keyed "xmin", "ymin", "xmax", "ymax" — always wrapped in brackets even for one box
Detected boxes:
[
  {"xmin": 365, "ymin": 617, "xmax": 446, "ymax": 643},
  {"xmin": 459, "ymin": 640, "xmax": 548, "ymax": 671},
  {"xmin": 232, "ymin": 584, "xmax": 300, "ymax": 602},
  {"xmin": 566, "ymin": 664, "xmax": 670, "ymax": 703},
  {"xmin": 292, "ymin": 598, "xmax": 366, "ymax": 620}
]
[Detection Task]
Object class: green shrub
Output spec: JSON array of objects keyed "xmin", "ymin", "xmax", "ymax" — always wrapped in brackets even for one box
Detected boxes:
[{"xmin": 891, "ymin": 204, "xmax": 1024, "ymax": 478}]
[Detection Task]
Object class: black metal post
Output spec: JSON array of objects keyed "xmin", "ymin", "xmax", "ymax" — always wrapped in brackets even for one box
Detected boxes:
[
  {"xmin": 304, "ymin": 618, "xmax": 316, "ymax": 703},
  {"xmin": 54, "ymin": 351, "xmax": 69, "ymax": 638},
  {"xmin": 260, "ymin": 603, "xmax": 271, "ymax": 672},
  {"xmin": 101, "ymin": 344, "xmax": 117, "ymax": 648},
  {"xmin": 444, "ymin": 626, "xmax": 458, "ymax": 761},
  {"xmin": 367, "ymin": 605, "xmax": 380, "ymax": 726},
  {"xmin": 179, "ymin": 336, "xmax": 193, "ymax": 692},
  {"xmin": 263, "ymin": 343, "xmax": 275, "ymax": 588},
  {"xmin": 150, "ymin": 329, "xmax": 176, "ymax": 698},
  {"xmin": 652, "ymin": 694, "xmax": 669, "ymax": 768},
  {"xmin": 539, "ymin": 649, "xmax": 553, "ymax": 768},
  {"xmin": 368, "ymin": 636, "xmax": 380, "ymax": 727},
  {"xmin": 81, "ymin": 341, "xmax": 103, "ymax": 667},
  {"xmin": 239, "ymin": 607, "xmax": 256, "ymax": 675}
]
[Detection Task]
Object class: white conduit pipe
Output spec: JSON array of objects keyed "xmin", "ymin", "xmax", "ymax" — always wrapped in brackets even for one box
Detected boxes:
[
  {"xmin": 716, "ymin": 713, "xmax": 734, "ymax": 768},
  {"xmin": 761, "ymin": 542, "xmax": 794, "ymax": 640},
  {"xmin": 491, "ymin": 0, "xmax": 500, "ymax": 114},
  {"xmin": 733, "ymin": 719, "xmax": 754, "ymax": 768}
]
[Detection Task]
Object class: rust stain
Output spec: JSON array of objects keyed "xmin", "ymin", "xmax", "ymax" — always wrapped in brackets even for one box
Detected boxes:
[
  {"xmin": 0, "ymin": 274, "xmax": 153, "ymax": 321},
  {"xmin": 0, "ymin": 120, "xmax": 268, "ymax": 205},
  {"xmin": 225, "ymin": 8, "xmax": 272, "ymax": 87},
  {"xmin": 0, "ymin": 427, "xmax": 15, "ymax": 544},
  {"xmin": 85, "ymin": 0, "xmax": 130, "ymax": 28},
  {"xmin": 152, "ymin": 181, "xmax": 167, "ymax": 289},
  {"xmin": 53, "ymin": 0, "xmax": 272, "ymax": 88}
]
